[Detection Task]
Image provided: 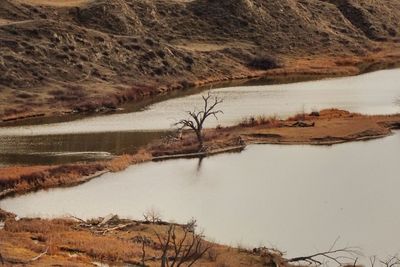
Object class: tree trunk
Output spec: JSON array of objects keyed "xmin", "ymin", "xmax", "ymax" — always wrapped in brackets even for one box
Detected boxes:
[{"xmin": 195, "ymin": 129, "xmax": 203, "ymax": 151}]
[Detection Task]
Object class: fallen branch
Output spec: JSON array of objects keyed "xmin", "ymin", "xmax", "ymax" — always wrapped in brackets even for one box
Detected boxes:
[
  {"xmin": 3, "ymin": 247, "xmax": 49, "ymax": 264},
  {"xmin": 99, "ymin": 223, "xmax": 133, "ymax": 235},
  {"xmin": 29, "ymin": 247, "xmax": 49, "ymax": 262},
  {"xmin": 286, "ymin": 239, "xmax": 360, "ymax": 266}
]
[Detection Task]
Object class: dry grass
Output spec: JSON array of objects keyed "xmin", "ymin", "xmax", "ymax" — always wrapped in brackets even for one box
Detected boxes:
[
  {"xmin": 0, "ymin": 216, "xmax": 289, "ymax": 266},
  {"xmin": 106, "ymin": 150, "xmax": 151, "ymax": 172},
  {"xmin": 239, "ymin": 115, "xmax": 282, "ymax": 128},
  {"xmin": 287, "ymin": 109, "xmax": 359, "ymax": 121},
  {"xmin": 0, "ymin": 163, "xmax": 105, "ymax": 197}
]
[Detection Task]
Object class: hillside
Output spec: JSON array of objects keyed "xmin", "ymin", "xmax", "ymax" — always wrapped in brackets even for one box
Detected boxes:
[{"xmin": 0, "ymin": 0, "xmax": 400, "ymax": 121}]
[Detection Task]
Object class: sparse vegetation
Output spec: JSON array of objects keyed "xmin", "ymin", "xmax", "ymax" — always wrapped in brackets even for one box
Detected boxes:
[{"xmin": 0, "ymin": 213, "xmax": 289, "ymax": 266}]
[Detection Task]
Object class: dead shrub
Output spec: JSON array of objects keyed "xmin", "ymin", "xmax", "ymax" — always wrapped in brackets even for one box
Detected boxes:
[
  {"xmin": 239, "ymin": 115, "xmax": 280, "ymax": 128},
  {"xmin": 247, "ymin": 54, "xmax": 281, "ymax": 70}
]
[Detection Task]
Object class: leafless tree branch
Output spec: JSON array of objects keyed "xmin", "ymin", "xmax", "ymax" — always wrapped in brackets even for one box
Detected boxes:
[
  {"xmin": 286, "ymin": 239, "xmax": 361, "ymax": 266},
  {"xmin": 155, "ymin": 220, "xmax": 212, "ymax": 267},
  {"xmin": 175, "ymin": 91, "xmax": 223, "ymax": 151}
]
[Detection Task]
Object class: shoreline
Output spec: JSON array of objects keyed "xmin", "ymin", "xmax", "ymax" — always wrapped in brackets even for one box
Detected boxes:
[
  {"xmin": 0, "ymin": 209, "xmax": 296, "ymax": 266},
  {"xmin": 1, "ymin": 47, "xmax": 400, "ymax": 126}
]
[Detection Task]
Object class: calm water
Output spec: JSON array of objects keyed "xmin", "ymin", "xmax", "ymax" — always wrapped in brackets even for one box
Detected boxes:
[
  {"xmin": 0, "ymin": 69, "xmax": 399, "ymax": 166},
  {"xmin": 0, "ymin": 131, "xmax": 166, "ymax": 165},
  {"xmin": 2, "ymin": 132, "xmax": 400, "ymax": 262}
]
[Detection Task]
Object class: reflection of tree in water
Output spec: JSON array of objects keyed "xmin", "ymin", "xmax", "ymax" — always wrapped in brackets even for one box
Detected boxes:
[{"xmin": 196, "ymin": 156, "xmax": 204, "ymax": 173}]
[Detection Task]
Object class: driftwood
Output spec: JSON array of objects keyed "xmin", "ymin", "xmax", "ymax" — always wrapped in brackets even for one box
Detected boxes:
[
  {"xmin": 99, "ymin": 214, "xmax": 115, "ymax": 226},
  {"xmin": 29, "ymin": 247, "xmax": 49, "ymax": 262},
  {"xmin": 291, "ymin": 121, "xmax": 315, "ymax": 127},
  {"xmin": 2, "ymin": 247, "xmax": 48, "ymax": 265},
  {"xmin": 286, "ymin": 242, "xmax": 360, "ymax": 266},
  {"xmin": 99, "ymin": 223, "xmax": 133, "ymax": 235},
  {"xmin": 152, "ymin": 145, "xmax": 245, "ymax": 161}
]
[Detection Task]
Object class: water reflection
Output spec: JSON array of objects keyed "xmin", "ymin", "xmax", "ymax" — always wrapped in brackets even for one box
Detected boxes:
[{"xmin": 0, "ymin": 131, "xmax": 166, "ymax": 165}]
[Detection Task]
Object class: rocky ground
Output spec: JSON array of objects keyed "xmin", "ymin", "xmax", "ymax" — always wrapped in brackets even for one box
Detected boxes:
[{"xmin": 1, "ymin": 0, "xmax": 400, "ymax": 121}]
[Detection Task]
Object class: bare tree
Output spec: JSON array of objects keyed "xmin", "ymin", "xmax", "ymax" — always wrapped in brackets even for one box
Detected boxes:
[
  {"xmin": 379, "ymin": 255, "xmax": 400, "ymax": 267},
  {"xmin": 143, "ymin": 207, "xmax": 162, "ymax": 224},
  {"xmin": 155, "ymin": 220, "xmax": 212, "ymax": 267},
  {"xmin": 175, "ymin": 92, "xmax": 223, "ymax": 151},
  {"xmin": 286, "ymin": 239, "xmax": 361, "ymax": 266}
]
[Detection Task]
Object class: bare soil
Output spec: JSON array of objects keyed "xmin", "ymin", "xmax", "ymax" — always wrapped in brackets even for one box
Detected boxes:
[{"xmin": 1, "ymin": 0, "xmax": 400, "ymax": 121}]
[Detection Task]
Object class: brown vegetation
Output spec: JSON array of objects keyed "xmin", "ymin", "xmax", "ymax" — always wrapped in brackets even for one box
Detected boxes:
[
  {"xmin": 0, "ymin": 213, "xmax": 294, "ymax": 266},
  {"xmin": 1, "ymin": 0, "xmax": 400, "ymax": 122}
]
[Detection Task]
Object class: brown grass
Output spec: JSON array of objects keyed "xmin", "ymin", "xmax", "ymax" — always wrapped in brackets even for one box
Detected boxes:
[
  {"xmin": 0, "ymin": 163, "xmax": 105, "ymax": 197},
  {"xmin": 0, "ymin": 216, "xmax": 291, "ymax": 266},
  {"xmin": 239, "ymin": 115, "xmax": 282, "ymax": 128}
]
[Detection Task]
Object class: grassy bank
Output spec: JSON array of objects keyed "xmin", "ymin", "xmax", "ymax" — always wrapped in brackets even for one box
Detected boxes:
[{"xmin": 0, "ymin": 209, "xmax": 299, "ymax": 266}]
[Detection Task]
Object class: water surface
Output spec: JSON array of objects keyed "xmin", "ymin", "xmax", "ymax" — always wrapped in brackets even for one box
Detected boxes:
[
  {"xmin": 2, "ymin": 132, "xmax": 399, "ymax": 261},
  {"xmin": 0, "ymin": 131, "xmax": 165, "ymax": 165}
]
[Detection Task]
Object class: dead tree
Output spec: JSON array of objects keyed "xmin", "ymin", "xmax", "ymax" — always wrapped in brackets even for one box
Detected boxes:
[
  {"xmin": 155, "ymin": 220, "xmax": 212, "ymax": 267},
  {"xmin": 143, "ymin": 207, "xmax": 162, "ymax": 224},
  {"xmin": 175, "ymin": 92, "xmax": 223, "ymax": 151},
  {"xmin": 286, "ymin": 239, "xmax": 361, "ymax": 266},
  {"xmin": 379, "ymin": 255, "xmax": 400, "ymax": 267}
]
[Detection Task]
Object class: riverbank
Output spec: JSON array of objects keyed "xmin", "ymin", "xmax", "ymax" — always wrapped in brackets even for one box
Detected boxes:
[
  {"xmin": 1, "ymin": 109, "xmax": 399, "ymax": 200},
  {"xmin": 2, "ymin": 47, "xmax": 400, "ymax": 125},
  {"xmin": 0, "ymin": 209, "xmax": 299, "ymax": 266}
]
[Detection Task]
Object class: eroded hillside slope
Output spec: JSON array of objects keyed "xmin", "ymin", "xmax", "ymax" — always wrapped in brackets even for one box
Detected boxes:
[{"xmin": 0, "ymin": 0, "xmax": 400, "ymax": 120}]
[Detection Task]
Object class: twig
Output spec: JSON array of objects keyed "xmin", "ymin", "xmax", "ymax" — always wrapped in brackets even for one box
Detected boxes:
[{"xmin": 29, "ymin": 247, "xmax": 49, "ymax": 262}]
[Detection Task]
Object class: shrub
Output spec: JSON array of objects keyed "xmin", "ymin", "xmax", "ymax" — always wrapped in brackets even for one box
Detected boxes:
[{"xmin": 247, "ymin": 54, "xmax": 281, "ymax": 70}]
